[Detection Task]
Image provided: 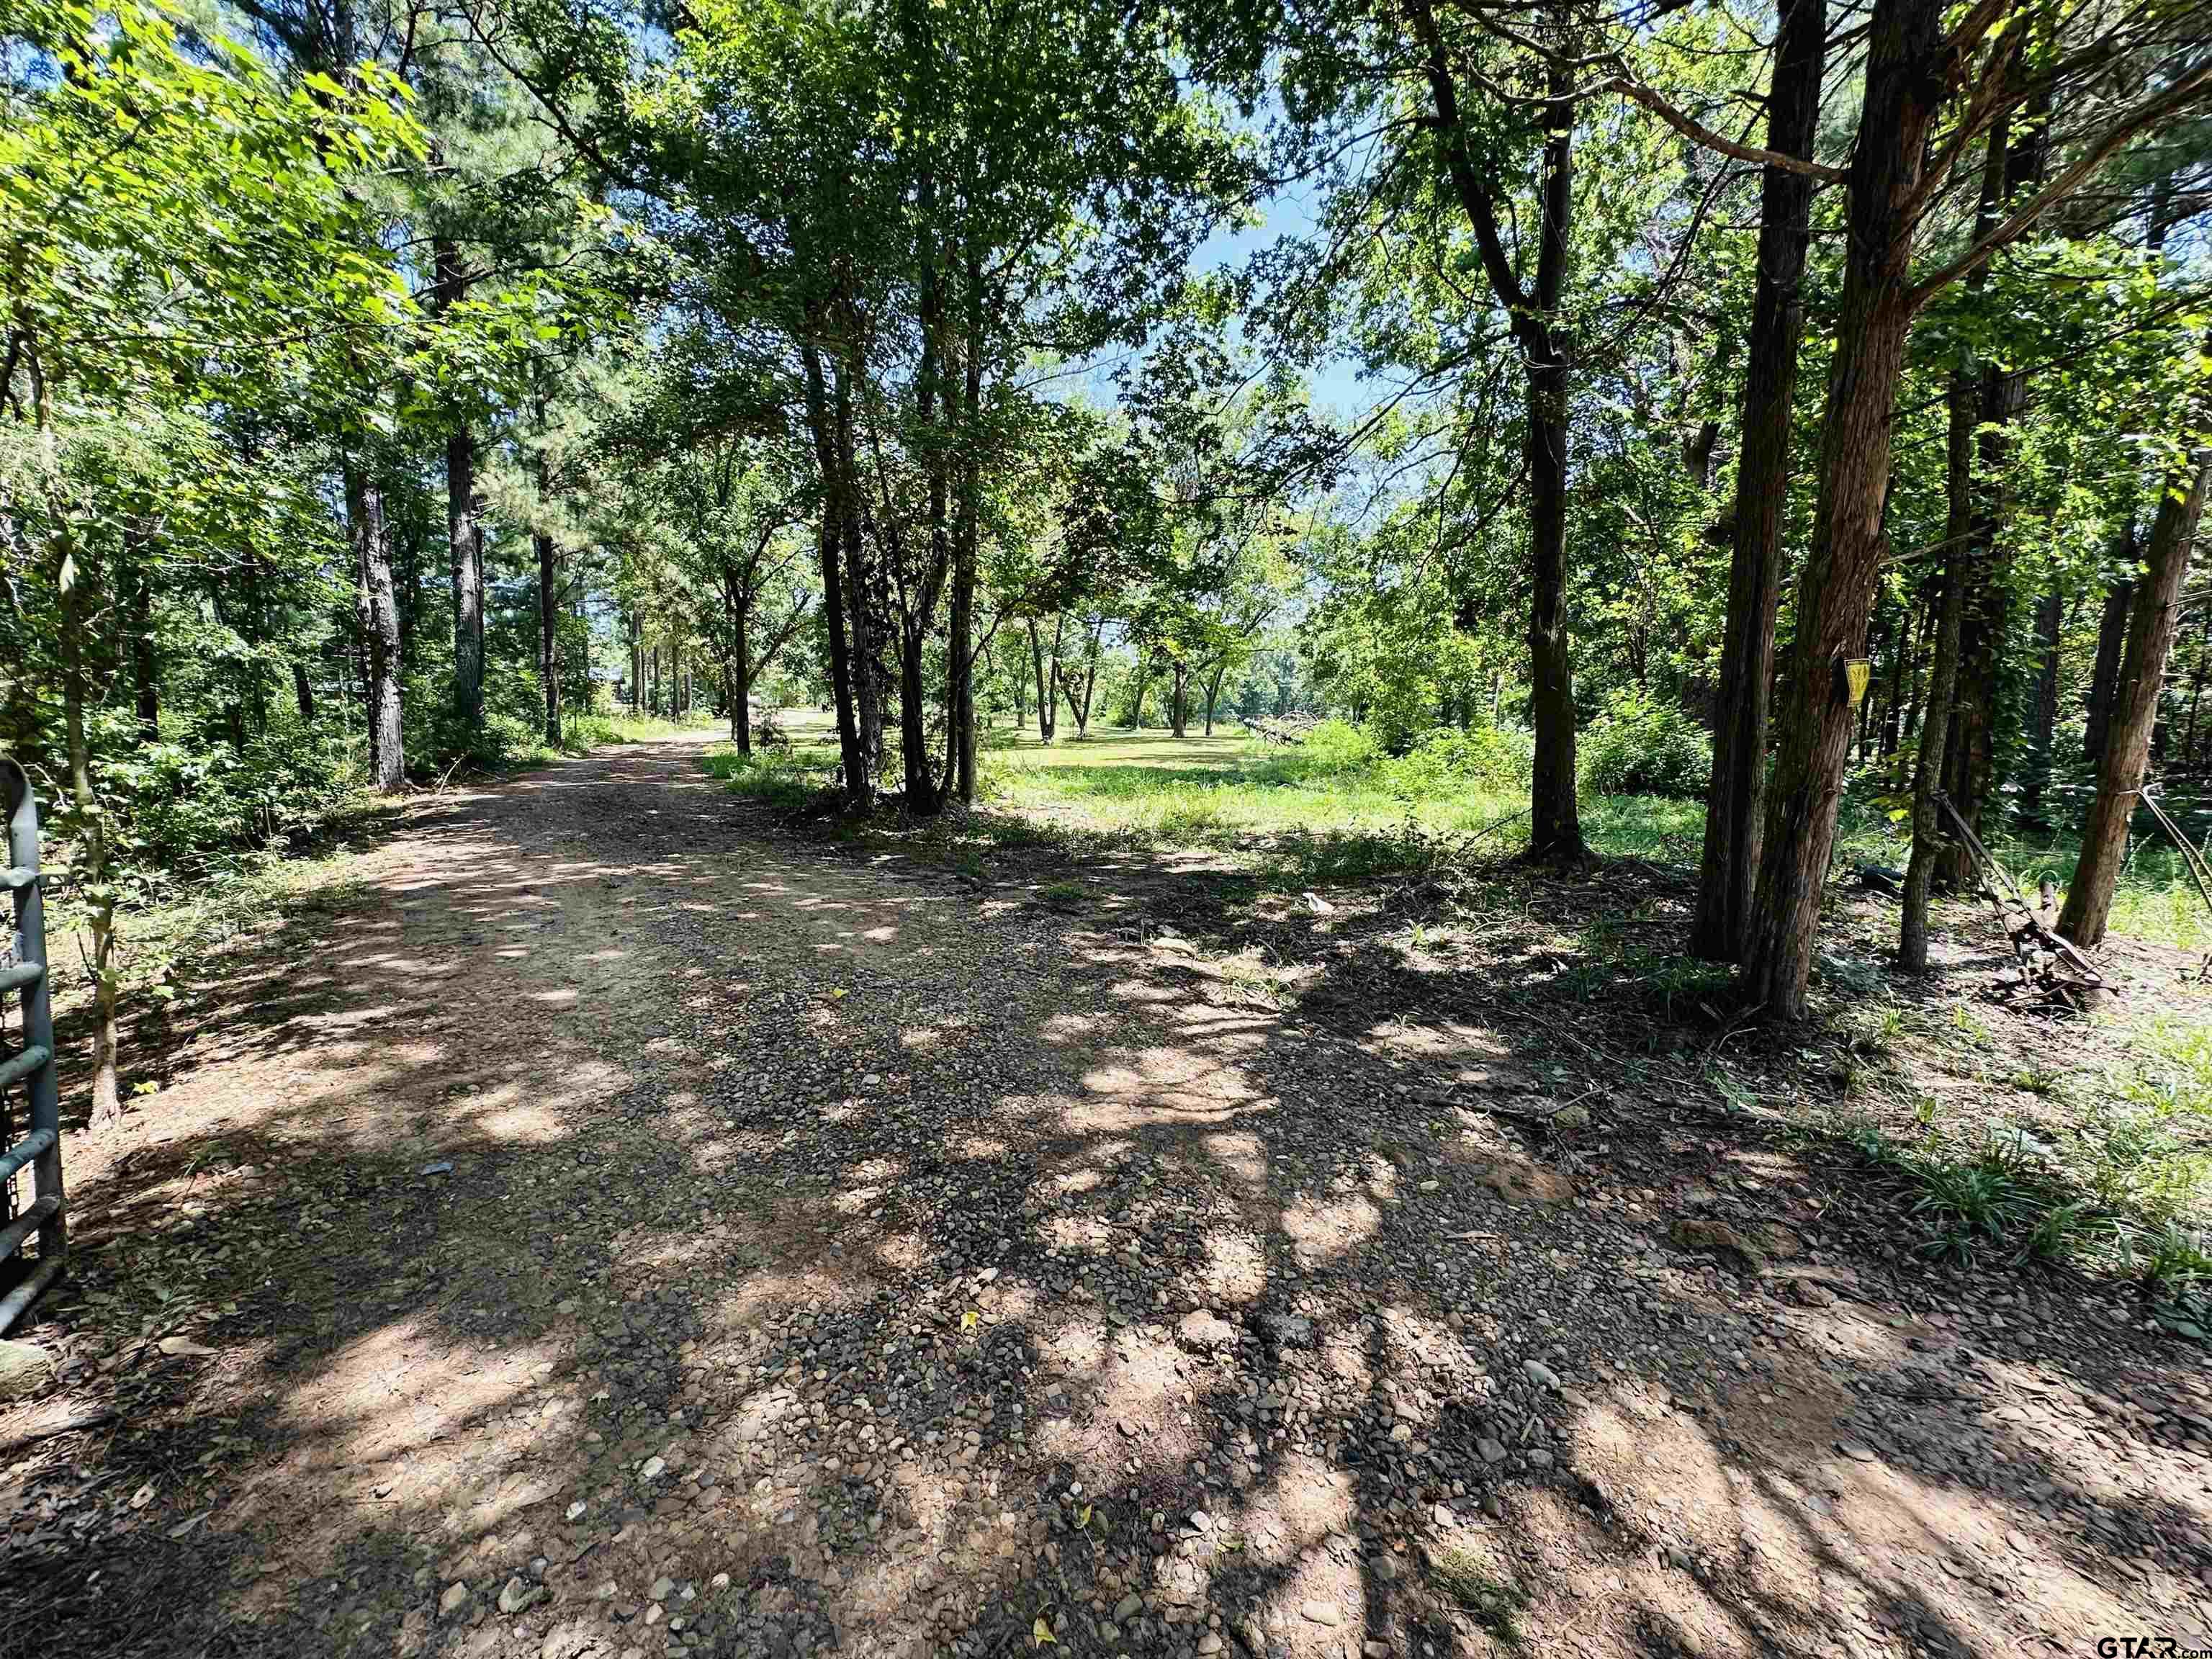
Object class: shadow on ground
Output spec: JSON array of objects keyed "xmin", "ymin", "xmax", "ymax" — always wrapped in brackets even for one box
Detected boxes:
[{"xmin": 1, "ymin": 737, "xmax": 2204, "ymax": 1659}]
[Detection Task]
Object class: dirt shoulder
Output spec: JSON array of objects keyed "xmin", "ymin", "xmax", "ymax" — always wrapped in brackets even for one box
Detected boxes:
[{"xmin": 1, "ymin": 735, "xmax": 2206, "ymax": 1659}]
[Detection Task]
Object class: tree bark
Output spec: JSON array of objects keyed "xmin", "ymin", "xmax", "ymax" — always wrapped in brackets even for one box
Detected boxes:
[
  {"xmin": 2059, "ymin": 443, "xmax": 2211, "ymax": 945},
  {"xmin": 2084, "ymin": 544, "xmax": 2135, "ymax": 762},
  {"xmin": 536, "ymin": 526, "xmax": 562, "ymax": 746},
  {"xmin": 899, "ymin": 620, "xmax": 940, "ymax": 811},
  {"xmin": 1404, "ymin": 0, "xmax": 1583, "ymax": 860},
  {"xmin": 293, "ymin": 661, "xmax": 315, "ymax": 726},
  {"xmin": 1740, "ymin": 0, "xmax": 1947, "ymax": 1018},
  {"xmin": 449, "ymin": 426, "xmax": 484, "ymax": 732},
  {"xmin": 1205, "ymin": 662, "xmax": 1228, "ymax": 735},
  {"xmin": 1074, "ymin": 622, "xmax": 1102, "ymax": 737},
  {"xmin": 2181, "ymin": 621, "xmax": 2208, "ymax": 764},
  {"xmin": 801, "ymin": 339, "xmax": 867, "ymax": 807},
  {"xmin": 1941, "ymin": 80, "xmax": 2050, "ymax": 876},
  {"xmin": 1901, "ymin": 375, "xmax": 1977, "ymax": 971},
  {"xmin": 948, "ymin": 230, "xmax": 984, "ymax": 806},
  {"xmin": 1904, "ymin": 114, "xmax": 2014, "ymax": 962},
  {"xmin": 727, "ymin": 571, "xmax": 751, "ymax": 754},
  {"xmin": 1689, "ymin": 0, "xmax": 1825, "ymax": 960},
  {"xmin": 1519, "ymin": 54, "xmax": 1583, "ymax": 861},
  {"xmin": 2020, "ymin": 583, "xmax": 2063, "ymax": 822},
  {"xmin": 349, "ymin": 462, "xmax": 405, "ymax": 791},
  {"xmin": 1879, "ymin": 591, "xmax": 1914, "ymax": 757},
  {"xmin": 436, "ymin": 234, "xmax": 484, "ymax": 734},
  {"xmin": 1029, "ymin": 618, "xmax": 1058, "ymax": 742},
  {"xmin": 837, "ymin": 354, "xmax": 880, "ymax": 793}
]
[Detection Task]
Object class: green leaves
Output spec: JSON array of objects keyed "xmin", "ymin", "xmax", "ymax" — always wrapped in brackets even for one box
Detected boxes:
[{"xmin": 3, "ymin": 0, "xmax": 428, "ymax": 411}]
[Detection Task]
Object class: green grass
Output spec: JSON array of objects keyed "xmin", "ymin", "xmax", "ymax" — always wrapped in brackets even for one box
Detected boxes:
[
  {"xmin": 1840, "ymin": 1027, "xmax": 2212, "ymax": 1298},
  {"xmin": 708, "ymin": 714, "xmax": 2212, "ymax": 940},
  {"xmin": 1426, "ymin": 1547, "xmax": 1527, "ymax": 1644},
  {"xmin": 979, "ymin": 723, "xmax": 1709, "ymax": 867},
  {"xmin": 495, "ymin": 709, "xmax": 723, "ymax": 768}
]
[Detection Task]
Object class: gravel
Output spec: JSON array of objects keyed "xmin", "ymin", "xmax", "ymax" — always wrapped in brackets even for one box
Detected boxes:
[{"xmin": 16, "ymin": 737, "xmax": 2208, "ymax": 1659}]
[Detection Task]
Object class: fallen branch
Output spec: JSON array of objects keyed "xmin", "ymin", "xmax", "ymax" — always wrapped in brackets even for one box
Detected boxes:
[
  {"xmin": 0, "ymin": 1408, "xmax": 117, "ymax": 1460},
  {"xmin": 1936, "ymin": 792, "xmax": 2104, "ymax": 996}
]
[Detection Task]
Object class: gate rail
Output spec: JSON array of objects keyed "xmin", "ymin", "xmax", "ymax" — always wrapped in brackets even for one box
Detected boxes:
[{"xmin": 0, "ymin": 758, "xmax": 65, "ymax": 1334}]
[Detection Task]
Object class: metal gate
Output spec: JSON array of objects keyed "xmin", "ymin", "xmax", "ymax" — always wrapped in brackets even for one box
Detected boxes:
[{"xmin": 0, "ymin": 758, "xmax": 65, "ymax": 1334}]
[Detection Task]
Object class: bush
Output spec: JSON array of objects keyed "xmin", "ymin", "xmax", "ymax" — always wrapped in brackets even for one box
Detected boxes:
[
  {"xmin": 1380, "ymin": 726, "xmax": 1534, "ymax": 795},
  {"xmin": 107, "ymin": 725, "xmax": 362, "ymax": 890},
  {"xmin": 1578, "ymin": 692, "xmax": 1712, "ymax": 798},
  {"xmin": 1299, "ymin": 717, "xmax": 1380, "ymax": 772}
]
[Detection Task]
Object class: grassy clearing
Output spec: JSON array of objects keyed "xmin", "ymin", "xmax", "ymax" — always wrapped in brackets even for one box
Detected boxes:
[
  {"xmin": 491, "ymin": 709, "xmax": 723, "ymax": 768},
  {"xmin": 710, "ymin": 714, "xmax": 1713, "ymax": 876},
  {"xmin": 711, "ymin": 715, "xmax": 2211, "ymax": 937}
]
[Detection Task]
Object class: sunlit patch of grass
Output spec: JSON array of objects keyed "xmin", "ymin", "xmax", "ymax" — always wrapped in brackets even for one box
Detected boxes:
[
  {"xmin": 701, "ymin": 745, "xmax": 842, "ymax": 814},
  {"xmin": 724, "ymin": 717, "xmax": 2208, "ymax": 952},
  {"xmin": 563, "ymin": 711, "xmax": 720, "ymax": 751}
]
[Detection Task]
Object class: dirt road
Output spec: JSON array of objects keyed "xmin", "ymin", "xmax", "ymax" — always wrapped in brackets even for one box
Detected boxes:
[{"xmin": 2, "ymin": 736, "xmax": 2206, "ymax": 1659}]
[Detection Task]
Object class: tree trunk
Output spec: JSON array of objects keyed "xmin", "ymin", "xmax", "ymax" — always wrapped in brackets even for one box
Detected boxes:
[
  {"xmin": 293, "ymin": 661, "xmax": 315, "ymax": 726},
  {"xmin": 1904, "ymin": 114, "xmax": 2014, "ymax": 961},
  {"xmin": 1075, "ymin": 623, "xmax": 1102, "ymax": 737},
  {"xmin": 449, "ymin": 427, "xmax": 485, "ymax": 732},
  {"xmin": 1128, "ymin": 670, "xmax": 1148, "ymax": 729},
  {"xmin": 903, "ymin": 167, "xmax": 950, "ymax": 816},
  {"xmin": 948, "ymin": 230, "xmax": 984, "ymax": 806},
  {"xmin": 1941, "ymin": 86, "xmax": 2047, "ymax": 880},
  {"xmin": 1856, "ymin": 606, "xmax": 1880, "ymax": 763},
  {"xmin": 2084, "ymin": 545, "xmax": 2135, "ymax": 762},
  {"xmin": 536, "ymin": 526, "xmax": 562, "ymax": 747},
  {"xmin": 1689, "ymin": 0, "xmax": 1825, "ymax": 959},
  {"xmin": 837, "ymin": 354, "xmax": 880, "ymax": 793},
  {"xmin": 1030, "ymin": 619, "xmax": 1058, "ymax": 742},
  {"xmin": 630, "ymin": 614, "xmax": 643, "ymax": 716},
  {"xmin": 2060, "ymin": 443, "xmax": 2211, "ymax": 946},
  {"xmin": 1901, "ymin": 376, "xmax": 1977, "ymax": 971},
  {"xmin": 1205, "ymin": 662, "xmax": 1228, "ymax": 736},
  {"xmin": 1740, "ymin": 0, "xmax": 1948, "ymax": 1019},
  {"xmin": 2182, "ymin": 626, "xmax": 2208, "ymax": 765},
  {"xmin": 2021, "ymin": 583, "xmax": 2063, "ymax": 822},
  {"xmin": 801, "ymin": 340, "xmax": 866, "ymax": 807},
  {"xmin": 899, "ymin": 621, "xmax": 940, "ymax": 811},
  {"xmin": 1880, "ymin": 592, "xmax": 1914, "ymax": 757},
  {"xmin": 1899, "ymin": 596, "xmax": 1936, "ymax": 745},
  {"xmin": 349, "ymin": 463, "xmax": 405, "ymax": 791},
  {"xmin": 432, "ymin": 233, "xmax": 484, "ymax": 734},
  {"xmin": 728, "ymin": 573, "xmax": 751, "ymax": 754},
  {"xmin": 1519, "ymin": 63, "xmax": 1583, "ymax": 863},
  {"xmin": 1404, "ymin": 0, "xmax": 1582, "ymax": 859},
  {"xmin": 1170, "ymin": 665, "xmax": 1190, "ymax": 738}
]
